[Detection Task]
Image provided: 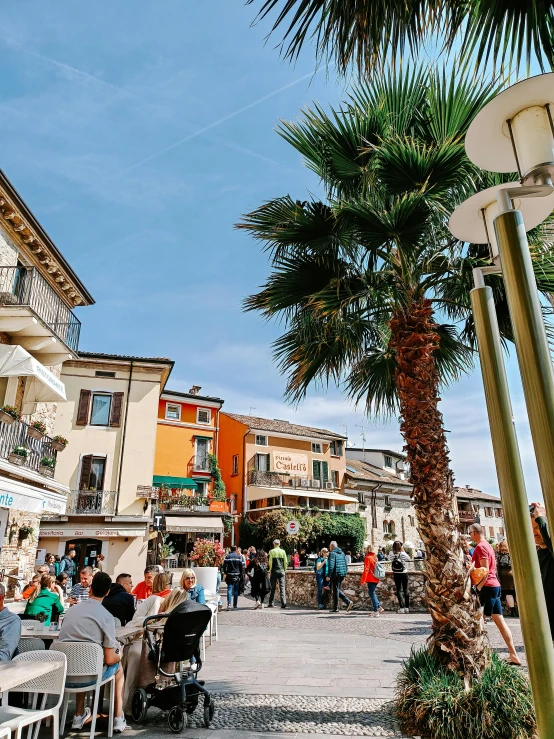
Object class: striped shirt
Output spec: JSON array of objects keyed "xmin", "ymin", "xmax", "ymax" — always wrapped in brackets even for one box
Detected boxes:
[{"xmin": 69, "ymin": 583, "xmax": 90, "ymax": 602}]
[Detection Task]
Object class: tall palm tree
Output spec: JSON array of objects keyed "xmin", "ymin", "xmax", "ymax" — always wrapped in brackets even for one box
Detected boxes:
[
  {"xmin": 247, "ymin": 0, "xmax": 554, "ymax": 75},
  {"xmin": 237, "ymin": 67, "xmax": 554, "ymax": 677}
]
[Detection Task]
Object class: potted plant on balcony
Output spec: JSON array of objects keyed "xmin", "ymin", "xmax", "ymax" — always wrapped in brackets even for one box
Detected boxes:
[
  {"xmin": 0, "ymin": 405, "xmax": 21, "ymax": 425},
  {"xmin": 51, "ymin": 435, "xmax": 68, "ymax": 452},
  {"xmin": 8, "ymin": 445, "xmax": 28, "ymax": 466},
  {"xmin": 27, "ymin": 420, "xmax": 47, "ymax": 441},
  {"xmin": 39, "ymin": 456, "xmax": 56, "ymax": 478},
  {"xmin": 189, "ymin": 538, "xmax": 225, "ymax": 594}
]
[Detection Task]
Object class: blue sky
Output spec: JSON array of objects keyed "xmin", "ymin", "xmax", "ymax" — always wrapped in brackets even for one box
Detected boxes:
[{"xmin": 0, "ymin": 1, "xmax": 544, "ymax": 499}]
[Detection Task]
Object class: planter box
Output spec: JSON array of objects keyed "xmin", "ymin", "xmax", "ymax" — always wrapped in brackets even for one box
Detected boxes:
[
  {"xmin": 39, "ymin": 465, "xmax": 55, "ymax": 478},
  {"xmin": 8, "ymin": 454, "xmax": 26, "ymax": 466},
  {"xmin": 0, "ymin": 410, "xmax": 16, "ymax": 425},
  {"xmin": 51, "ymin": 441, "xmax": 66, "ymax": 452},
  {"xmin": 27, "ymin": 427, "xmax": 45, "ymax": 441},
  {"xmin": 192, "ymin": 566, "xmax": 219, "ymax": 594}
]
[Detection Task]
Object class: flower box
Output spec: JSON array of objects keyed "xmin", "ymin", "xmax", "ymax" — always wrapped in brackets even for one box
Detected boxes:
[
  {"xmin": 51, "ymin": 440, "xmax": 66, "ymax": 452},
  {"xmin": 39, "ymin": 465, "xmax": 54, "ymax": 478},
  {"xmin": 0, "ymin": 409, "xmax": 16, "ymax": 425},
  {"xmin": 8, "ymin": 453, "xmax": 26, "ymax": 466},
  {"xmin": 27, "ymin": 427, "xmax": 45, "ymax": 441}
]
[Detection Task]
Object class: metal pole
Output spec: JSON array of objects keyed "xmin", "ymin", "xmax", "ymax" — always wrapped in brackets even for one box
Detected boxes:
[
  {"xmin": 494, "ymin": 209, "xmax": 554, "ymax": 522},
  {"xmin": 471, "ymin": 283, "xmax": 554, "ymax": 739}
]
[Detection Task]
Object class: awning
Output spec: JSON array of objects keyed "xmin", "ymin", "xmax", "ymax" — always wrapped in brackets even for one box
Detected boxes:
[
  {"xmin": 0, "ymin": 476, "xmax": 67, "ymax": 515},
  {"xmin": 0, "ymin": 344, "xmax": 66, "ymax": 413},
  {"xmin": 165, "ymin": 516, "xmax": 224, "ymax": 533},
  {"xmin": 152, "ymin": 475, "xmax": 197, "ymax": 490},
  {"xmin": 248, "ymin": 486, "xmax": 357, "ymax": 504}
]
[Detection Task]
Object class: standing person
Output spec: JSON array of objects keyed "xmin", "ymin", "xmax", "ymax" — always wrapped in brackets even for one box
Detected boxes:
[
  {"xmin": 314, "ymin": 548, "xmax": 328, "ymax": 610},
  {"xmin": 45, "ymin": 553, "xmax": 57, "ymax": 575},
  {"xmin": 345, "ymin": 551, "xmax": 352, "ymax": 566},
  {"xmin": 58, "ymin": 572, "xmax": 127, "ymax": 733},
  {"xmin": 326, "ymin": 541, "xmax": 353, "ymax": 613},
  {"xmin": 299, "ymin": 548, "xmax": 308, "ymax": 567},
  {"xmin": 96, "ymin": 554, "xmax": 105, "ymax": 572},
  {"xmin": 468, "ymin": 524, "xmax": 521, "ymax": 665},
  {"xmin": 0, "ymin": 582, "xmax": 21, "ymax": 660},
  {"xmin": 496, "ymin": 540, "xmax": 517, "ymax": 616},
  {"xmin": 132, "ymin": 565, "xmax": 158, "ymax": 601},
  {"xmin": 24, "ymin": 574, "xmax": 64, "ymax": 625},
  {"xmin": 268, "ymin": 539, "xmax": 288, "ymax": 609},
  {"xmin": 461, "ymin": 538, "xmax": 472, "ymax": 568},
  {"xmin": 291, "ymin": 550, "xmax": 300, "ymax": 569},
  {"xmin": 68, "ymin": 566, "xmax": 93, "ymax": 605},
  {"xmin": 59, "ymin": 549, "xmax": 77, "ymax": 586},
  {"xmin": 361, "ymin": 545, "xmax": 384, "ymax": 617},
  {"xmin": 223, "ymin": 545, "xmax": 244, "ymax": 610},
  {"xmin": 531, "ymin": 503, "xmax": 554, "ymax": 640},
  {"xmin": 391, "ymin": 541, "xmax": 411, "ymax": 613},
  {"xmin": 103, "ymin": 574, "xmax": 136, "ymax": 626},
  {"xmin": 377, "ymin": 547, "xmax": 386, "ymax": 562},
  {"xmin": 249, "ymin": 549, "xmax": 270, "ymax": 608}
]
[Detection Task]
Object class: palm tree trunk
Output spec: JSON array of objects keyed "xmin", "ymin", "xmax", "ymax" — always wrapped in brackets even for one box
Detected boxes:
[{"xmin": 390, "ymin": 297, "xmax": 487, "ymax": 677}]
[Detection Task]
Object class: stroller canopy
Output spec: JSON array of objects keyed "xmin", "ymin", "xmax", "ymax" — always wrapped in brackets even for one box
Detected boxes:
[{"xmin": 160, "ymin": 600, "xmax": 212, "ymax": 663}]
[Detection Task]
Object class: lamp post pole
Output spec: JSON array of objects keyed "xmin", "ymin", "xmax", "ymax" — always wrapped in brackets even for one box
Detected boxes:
[{"xmin": 471, "ymin": 276, "xmax": 554, "ymax": 739}]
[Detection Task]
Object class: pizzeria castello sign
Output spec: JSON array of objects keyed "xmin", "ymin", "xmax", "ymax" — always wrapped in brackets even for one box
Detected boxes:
[{"xmin": 273, "ymin": 452, "xmax": 308, "ymax": 476}]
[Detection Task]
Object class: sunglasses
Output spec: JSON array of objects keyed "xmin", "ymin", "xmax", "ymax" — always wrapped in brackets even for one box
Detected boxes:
[{"xmin": 184, "ymin": 576, "xmax": 196, "ymax": 581}]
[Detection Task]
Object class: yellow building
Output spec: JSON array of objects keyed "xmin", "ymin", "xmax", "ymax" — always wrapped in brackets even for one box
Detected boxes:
[{"xmin": 38, "ymin": 352, "xmax": 173, "ymax": 582}]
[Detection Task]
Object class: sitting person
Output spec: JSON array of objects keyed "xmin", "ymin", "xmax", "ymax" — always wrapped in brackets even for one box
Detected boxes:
[
  {"xmin": 132, "ymin": 565, "xmax": 157, "ymax": 601},
  {"xmin": 14, "ymin": 564, "xmax": 50, "ymax": 601},
  {"xmin": 180, "ymin": 569, "xmax": 206, "ymax": 603},
  {"xmin": 0, "ymin": 582, "xmax": 21, "ymax": 660},
  {"xmin": 130, "ymin": 572, "xmax": 172, "ymax": 626},
  {"xmin": 56, "ymin": 571, "xmax": 70, "ymax": 598},
  {"xmin": 68, "ymin": 566, "xmax": 93, "ymax": 605},
  {"xmin": 24, "ymin": 574, "xmax": 65, "ymax": 625},
  {"xmin": 103, "ymin": 573, "xmax": 135, "ymax": 626},
  {"xmin": 58, "ymin": 572, "xmax": 127, "ymax": 733}
]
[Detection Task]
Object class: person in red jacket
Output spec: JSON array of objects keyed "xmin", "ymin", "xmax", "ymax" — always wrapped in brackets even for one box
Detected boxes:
[{"xmin": 361, "ymin": 545, "xmax": 384, "ymax": 617}]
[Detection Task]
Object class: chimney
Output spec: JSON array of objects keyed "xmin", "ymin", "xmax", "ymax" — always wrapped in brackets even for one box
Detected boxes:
[{"xmin": 189, "ymin": 385, "xmax": 202, "ymax": 395}]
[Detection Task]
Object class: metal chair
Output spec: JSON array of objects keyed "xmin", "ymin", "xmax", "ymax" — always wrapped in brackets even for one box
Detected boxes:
[
  {"xmin": 50, "ymin": 641, "xmax": 115, "ymax": 739},
  {"xmin": 17, "ymin": 638, "xmax": 45, "ymax": 654},
  {"xmin": 0, "ymin": 650, "xmax": 66, "ymax": 739}
]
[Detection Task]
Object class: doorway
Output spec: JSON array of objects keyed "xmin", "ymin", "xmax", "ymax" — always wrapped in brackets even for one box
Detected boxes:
[{"xmin": 65, "ymin": 538, "xmax": 103, "ymax": 573}]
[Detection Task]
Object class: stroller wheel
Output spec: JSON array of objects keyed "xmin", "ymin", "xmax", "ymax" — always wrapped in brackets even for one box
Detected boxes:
[
  {"xmin": 131, "ymin": 688, "xmax": 148, "ymax": 724},
  {"xmin": 203, "ymin": 699, "xmax": 215, "ymax": 728},
  {"xmin": 168, "ymin": 706, "xmax": 185, "ymax": 733}
]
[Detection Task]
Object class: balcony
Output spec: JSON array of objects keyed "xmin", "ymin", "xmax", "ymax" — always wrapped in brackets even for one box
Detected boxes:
[
  {"xmin": 248, "ymin": 470, "xmax": 336, "ymax": 491},
  {"xmin": 192, "ymin": 455, "xmax": 210, "ymax": 472},
  {"xmin": 154, "ymin": 496, "xmax": 230, "ymax": 514},
  {"xmin": 64, "ymin": 490, "xmax": 116, "ymax": 515},
  {"xmin": 0, "ymin": 416, "xmax": 58, "ymax": 476},
  {"xmin": 247, "ymin": 504, "xmax": 357, "ymax": 520},
  {"xmin": 0, "ymin": 266, "xmax": 81, "ymax": 355},
  {"xmin": 458, "ymin": 509, "xmax": 476, "ymax": 523}
]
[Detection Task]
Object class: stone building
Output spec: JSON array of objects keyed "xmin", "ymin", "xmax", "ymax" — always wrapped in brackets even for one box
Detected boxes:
[
  {"xmin": 0, "ymin": 169, "xmax": 94, "ymax": 589},
  {"xmin": 455, "ymin": 485, "xmax": 505, "ymax": 541}
]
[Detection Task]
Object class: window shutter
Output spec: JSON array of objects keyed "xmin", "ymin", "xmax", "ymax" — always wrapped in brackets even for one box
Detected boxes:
[
  {"xmin": 79, "ymin": 455, "xmax": 93, "ymax": 490},
  {"xmin": 110, "ymin": 392, "xmax": 124, "ymax": 427},
  {"xmin": 322, "ymin": 461, "xmax": 329, "ymax": 482},
  {"xmin": 266, "ymin": 453, "xmax": 271, "ymax": 471},
  {"xmin": 337, "ymin": 441, "xmax": 343, "ymax": 456},
  {"xmin": 312, "ymin": 460, "xmax": 321, "ymax": 479},
  {"xmin": 76, "ymin": 390, "xmax": 91, "ymax": 426}
]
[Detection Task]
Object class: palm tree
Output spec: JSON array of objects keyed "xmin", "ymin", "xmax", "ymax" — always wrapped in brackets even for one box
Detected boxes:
[
  {"xmin": 247, "ymin": 0, "xmax": 554, "ymax": 75},
  {"xmin": 237, "ymin": 66, "xmax": 554, "ymax": 677}
]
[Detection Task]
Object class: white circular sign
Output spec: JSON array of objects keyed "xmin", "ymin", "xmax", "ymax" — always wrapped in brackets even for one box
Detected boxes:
[{"xmin": 286, "ymin": 520, "xmax": 300, "ymax": 535}]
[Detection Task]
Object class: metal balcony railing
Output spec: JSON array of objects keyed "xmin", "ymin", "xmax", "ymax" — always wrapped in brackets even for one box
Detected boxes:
[
  {"xmin": 0, "ymin": 417, "xmax": 56, "ymax": 475},
  {"xmin": 65, "ymin": 490, "xmax": 116, "ymax": 515},
  {"xmin": 247, "ymin": 470, "xmax": 336, "ymax": 490},
  {"xmin": 0, "ymin": 266, "xmax": 81, "ymax": 352},
  {"xmin": 192, "ymin": 455, "xmax": 210, "ymax": 472}
]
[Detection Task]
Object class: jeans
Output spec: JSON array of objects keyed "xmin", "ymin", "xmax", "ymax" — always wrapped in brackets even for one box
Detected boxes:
[
  {"xmin": 367, "ymin": 582, "xmax": 380, "ymax": 612},
  {"xmin": 269, "ymin": 572, "xmax": 286, "ymax": 606},
  {"xmin": 227, "ymin": 580, "xmax": 239, "ymax": 608},
  {"xmin": 315, "ymin": 573, "xmax": 326, "ymax": 607},
  {"xmin": 394, "ymin": 573, "xmax": 410, "ymax": 609},
  {"xmin": 331, "ymin": 576, "xmax": 350, "ymax": 610}
]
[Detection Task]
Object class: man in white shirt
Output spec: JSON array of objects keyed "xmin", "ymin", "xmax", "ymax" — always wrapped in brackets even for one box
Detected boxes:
[{"xmin": 59, "ymin": 572, "xmax": 126, "ymax": 733}]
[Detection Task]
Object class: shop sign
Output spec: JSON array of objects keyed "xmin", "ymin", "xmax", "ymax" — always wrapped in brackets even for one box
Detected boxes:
[
  {"xmin": 209, "ymin": 501, "xmax": 227, "ymax": 512},
  {"xmin": 40, "ymin": 528, "xmax": 145, "ymax": 538},
  {"xmin": 0, "ymin": 489, "xmax": 66, "ymax": 515},
  {"xmin": 136, "ymin": 485, "xmax": 159, "ymax": 499},
  {"xmin": 273, "ymin": 452, "xmax": 308, "ymax": 476}
]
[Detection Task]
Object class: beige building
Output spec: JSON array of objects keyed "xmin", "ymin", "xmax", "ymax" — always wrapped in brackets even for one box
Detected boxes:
[
  {"xmin": 455, "ymin": 485, "xmax": 505, "ymax": 541},
  {"xmin": 38, "ymin": 352, "xmax": 173, "ymax": 582},
  {"xmin": 0, "ymin": 170, "xmax": 93, "ymax": 589}
]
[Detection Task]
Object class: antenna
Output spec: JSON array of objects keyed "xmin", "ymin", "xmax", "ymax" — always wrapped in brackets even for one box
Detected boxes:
[
  {"xmin": 341, "ymin": 424, "xmax": 348, "ymax": 446},
  {"xmin": 356, "ymin": 424, "xmax": 367, "ymax": 461},
  {"xmin": 249, "ymin": 407, "xmax": 256, "ymax": 416}
]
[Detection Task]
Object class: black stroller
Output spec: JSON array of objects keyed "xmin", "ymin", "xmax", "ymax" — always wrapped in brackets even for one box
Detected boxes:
[{"xmin": 130, "ymin": 600, "xmax": 215, "ymax": 732}]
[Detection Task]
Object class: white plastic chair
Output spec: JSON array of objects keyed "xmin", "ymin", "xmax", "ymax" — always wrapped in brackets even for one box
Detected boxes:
[
  {"xmin": 17, "ymin": 638, "xmax": 46, "ymax": 654},
  {"xmin": 50, "ymin": 642, "xmax": 115, "ymax": 739},
  {"xmin": 0, "ymin": 649, "xmax": 66, "ymax": 739}
]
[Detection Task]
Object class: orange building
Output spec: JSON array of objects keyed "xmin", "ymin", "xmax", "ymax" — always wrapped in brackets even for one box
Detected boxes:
[{"xmin": 152, "ymin": 387, "xmax": 229, "ymax": 560}]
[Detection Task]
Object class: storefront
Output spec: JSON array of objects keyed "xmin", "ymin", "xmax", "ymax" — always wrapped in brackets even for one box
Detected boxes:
[{"xmin": 153, "ymin": 514, "xmax": 225, "ymax": 567}]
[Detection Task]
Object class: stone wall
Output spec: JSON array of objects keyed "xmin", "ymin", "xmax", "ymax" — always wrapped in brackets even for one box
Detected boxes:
[
  {"xmin": 285, "ymin": 569, "xmax": 427, "ymax": 612},
  {"xmin": 0, "ymin": 509, "xmax": 41, "ymax": 595},
  {"xmin": 0, "ymin": 228, "xmax": 18, "ymax": 267}
]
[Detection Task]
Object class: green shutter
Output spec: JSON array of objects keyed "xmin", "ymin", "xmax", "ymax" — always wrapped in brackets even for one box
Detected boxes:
[
  {"xmin": 312, "ymin": 460, "xmax": 321, "ymax": 479},
  {"xmin": 322, "ymin": 461, "xmax": 329, "ymax": 482},
  {"xmin": 337, "ymin": 441, "xmax": 344, "ymax": 456},
  {"xmin": 266, "ymin": 453, "xmax": 271, "ymax": 470}
]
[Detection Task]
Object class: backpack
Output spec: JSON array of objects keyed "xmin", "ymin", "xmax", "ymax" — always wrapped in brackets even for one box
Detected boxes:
[
  {"xmin": 373, "ymin": 561, "xmax": 386, "ymax": 580},
  {"xmin": 391, "ymin": 554, "xmax": 406, "ymax": 573}
]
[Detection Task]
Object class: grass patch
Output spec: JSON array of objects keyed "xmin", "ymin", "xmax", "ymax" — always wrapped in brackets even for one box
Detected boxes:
[{"xmin": 395, "ymin": 647, "xmax": 536, "ymax": 739}]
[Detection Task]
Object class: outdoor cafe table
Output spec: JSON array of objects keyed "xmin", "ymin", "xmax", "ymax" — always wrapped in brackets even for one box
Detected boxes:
[
  {"xmin": 0, "ymin": 660, "xmax": 53, "ymax": 693},
  {"xmin": 20, "ymin": 623, "xmax": 143, "ymax": 645}
]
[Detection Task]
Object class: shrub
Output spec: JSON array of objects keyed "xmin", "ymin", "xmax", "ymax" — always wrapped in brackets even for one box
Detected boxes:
[
  {"xmin": 40, "ymin": 456, "xmax": 56, "ymax": 469},
  {"xmin": 189, "ymin": 538, "xmax": 225, "ymax": 567},
  {"xmin": 11, "ymin": 445, "xmax": 28, "ymax": 458},
  {"xmin": 30, "ymin": 420, "xmax": 47, "ymax": 433},
  {"xmin": 395, "ymin": 647, "xmax": 536, "ymax": 739},
  {"xmin": 0, "ymin": 405, "xmax": 21, "ymax": 421}
]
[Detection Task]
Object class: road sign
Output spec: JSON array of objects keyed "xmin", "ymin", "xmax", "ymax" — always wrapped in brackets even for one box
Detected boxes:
[{"xmin": 286, "ymin": 520, "xmax": 300, "ymax": 535}]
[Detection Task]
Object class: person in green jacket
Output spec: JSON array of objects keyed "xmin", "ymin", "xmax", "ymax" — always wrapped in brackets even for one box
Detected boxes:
[
  {"xmin": 268, "ymin": 539, "xmax": 288, "ymax": 608},
  {"xmin": 532, "ymin": 503, "xmax": 554, "ymax": 639},
  {"xmin": 24, "ymin": 574, "xmax": 64, "ymax": 626}
]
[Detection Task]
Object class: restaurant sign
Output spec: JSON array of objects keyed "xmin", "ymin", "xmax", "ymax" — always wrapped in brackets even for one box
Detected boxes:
[
  {"xmin": 273, "ymin": 452, "xmax": 308, "ymax": 476},
  {"xmin": 136, "ymin": 485, "xmax": 159, "ymax": 499}
]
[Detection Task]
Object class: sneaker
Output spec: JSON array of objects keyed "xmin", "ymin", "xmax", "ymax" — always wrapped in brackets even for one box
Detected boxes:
[
  {"xmin": 267, "ymin": 603, "xmax": 274, "ymax": 608},
  {"xmin": 346, "ymin": 601, "xmax": 354, "ymax": 613},
  {"xmin": 226, "ymin": 605, "xmax": 231, "ymax": 611},
  {"xmin": 261, "ymin": 603, "xmax": 265, "ymax": 609},
  {"xmin": 281, "ymin": 604, "xmax": 287, "ymax": 609},
  {"xmin": 371, "ymin": 611, "xmax": 380, "ymax": 618},
  {"xmin": 233, "ymin": 606, "xmax": 238, "ymax": 610},
  {"xmin": 114, "ymin": 715, "xmax": 127, "ymax": 734},
  {"xmin": 329, "ymin": 609, "xmax": 338, "ymax": 613},
  {"xmin": 398, "ymin": 608, "xmax": 406, "ymax": 614},
  {"xmin": 72, "ymin": 708, "xmax": 91, "ymax": 730},
  {"xmin": 318, "ymin": 604, "xmax": 324, "ymax": 610},
  {"xmin": 378, "ymin": 606, "xmax": 385, "ymax": 614},
  {"xmin": 404, "ymin": 607, "xmax": 410, "ymax": 613}
]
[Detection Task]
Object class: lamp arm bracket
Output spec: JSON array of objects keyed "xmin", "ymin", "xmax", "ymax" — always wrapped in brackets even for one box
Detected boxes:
[
  {"xmin": 497, "ymin": 182, "xmax": 554, "ymax": 214},
  {"xmin": 473, "ymin": 265, "xmax": 503, "ymax": 289}
]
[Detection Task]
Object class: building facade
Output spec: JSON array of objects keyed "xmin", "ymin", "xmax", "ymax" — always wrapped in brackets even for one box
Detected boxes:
[
  {"xmin": 152, "ymin": 388, "xmax": 229, "ymax": 559},
  {"xmin": 0, "ymin": 170, "xmax": 94, "ymax": 589},
  {"xmin": 219, "ymin": 413, "xmax": 352, "ymax": 541},
  {"xmin": 455, "ymin": 485, "xmax": 505, "ymax": 541},
  {"xmin": 37, "ymin": 352, "xmax": 173, "ymax": 582}
]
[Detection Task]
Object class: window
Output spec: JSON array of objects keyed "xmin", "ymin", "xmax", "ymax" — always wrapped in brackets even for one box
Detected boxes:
[
  {"xmin": 197, "ymin": 408, "xmax": 211, "ymax": 424},
  {"xmin": 232, "ymin": 455, "xmax": 239, "ymax": 476},
  {"xmin": 312, "ymin": 459, "xmax": 329, "ymax": 482},
  {"xmin": 384, "ymin": 454, "xmax": 393, "ymax": 469},
  {"xmin": 79, "ymin": 455, "xmax": 106, "ymax": 491},
  {"xmin": 332, "ymin": 470, "xmax": 340, "ymax": 488},
  {"xmin": 166, "ymin": 403, "xmax": 181, "ymax": 421},
  {"xmin": 95, "ymin": 371, "xmax": 116, "ymax": 378},
  {"xmin": 231, "ymin": 494, "xmax": 238, "ymax": 513},
  {"xmin": 408, "ymin": 515, "xmax": 415, "ymax": 527},
  {"xmin": 383, "ymin": 520, "xmax": 395, "ymax": 534},
  {"xmin": 255, "ymin": 453, "xmax": 270, "ymax": 472},
  {"xmin": 473, "ymin": 504, "xmax": 480, "ymax": 512},
  {"xmin": 495, "ymin": 508, "xmax": 503, "ymax": 517},
  {"xmin": 485, "ymin": 507, "xmax": 494, "ymax": 517},
  {"xmin": 195, "ymin": 481, "xmax": 207, "ymax": 497},
  {"xmin": 90, "ymin": 394, "xmax": 112, "ymax": 426},
  {"xmin": 311, "ymin": 442, "xmax": 322, "ymax": 454},
  {"xmin": 357, "ymin": 491, "xmax": 365, "ymax": 504},
  {"xmin": 489, "ymin": 526, "xmax": 495, "ymax": 538},
  {"xmin": 499, "ymin": 527, "xmax": 504, "ymax": 536},
  {"xmin": 255, "ymin": 434, "xmax": 268, "ymax": 446},
  {"xmin": 384, "ymin": 495, "xmax": 391, "ymax": 507},
  {"xmin": 194, "ymin": 438, "xmax": 210, "ymax": 469},
  {"xmin": 330, "ymin": 440, "xmax": 344, "ymax": 457}
]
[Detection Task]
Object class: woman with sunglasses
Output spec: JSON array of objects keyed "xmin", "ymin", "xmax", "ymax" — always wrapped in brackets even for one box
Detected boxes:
[{"xmin": 179, "ymin": 568, "xmax": 206, "ymax": 604}]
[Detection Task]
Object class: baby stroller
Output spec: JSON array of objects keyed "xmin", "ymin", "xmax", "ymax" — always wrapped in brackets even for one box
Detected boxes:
[{"xmin": 131, "ymin": 600, "xmax": 215, "ymax": 732}]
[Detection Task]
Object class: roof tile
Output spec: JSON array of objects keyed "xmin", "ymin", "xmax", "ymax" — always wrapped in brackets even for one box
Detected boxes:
[{"xmin": 223, "ymin": 412, "xmax": 346, "ymax": 440}]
